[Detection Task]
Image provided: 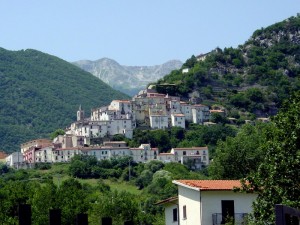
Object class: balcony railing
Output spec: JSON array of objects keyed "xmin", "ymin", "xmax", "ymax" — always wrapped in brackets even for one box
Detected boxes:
[{"xmin": 212, "ymin": 213, "xmax": 248, "ymax": 225}]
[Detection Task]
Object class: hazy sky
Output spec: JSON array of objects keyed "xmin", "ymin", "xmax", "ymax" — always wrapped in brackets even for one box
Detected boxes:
[{"xmin": 0, "ymin": 1, "xmax": 299, "ymax": 65}]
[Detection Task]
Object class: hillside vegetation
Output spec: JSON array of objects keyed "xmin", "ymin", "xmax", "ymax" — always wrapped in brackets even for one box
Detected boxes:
[
  {"xmin": 0, "ymin": 48, "xmax": 128, "ymax": 153},
  {"xmin": 155, "ymin": 15, "xmax": 300, "ymax": 117}
]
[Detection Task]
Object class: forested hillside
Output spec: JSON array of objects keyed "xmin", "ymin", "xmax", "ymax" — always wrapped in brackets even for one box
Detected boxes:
[
  {"xmin": 0, "ymin": 48, "xmax": 129, "ymax": 153},
  {"xmin": 155, "ymin": 15, "xmax": 300, "ymax": 117}
]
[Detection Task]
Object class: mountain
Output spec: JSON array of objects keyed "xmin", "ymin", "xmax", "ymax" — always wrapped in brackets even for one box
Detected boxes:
[
  {"xmin": 0, "ymin": 48, "xmax": 129, "ymax": 153},
  {"xmin": 154, "ymin": 15, "xmax": 300, "ymax": 118},
  {"xmin": 73, "ymin": 58, "xmax": 183, "ymax": 96}
]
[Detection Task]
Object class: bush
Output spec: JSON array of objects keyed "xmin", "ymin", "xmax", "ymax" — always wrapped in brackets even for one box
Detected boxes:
[{"xmin": 35, "ymin": 163, "xmax": 52, "ymax": 170}]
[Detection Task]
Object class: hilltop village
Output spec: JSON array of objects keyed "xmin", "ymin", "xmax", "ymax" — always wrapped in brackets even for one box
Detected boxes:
[{"xmin": 5, "ymin": 88, "xmax": 221, "ymax": 168}]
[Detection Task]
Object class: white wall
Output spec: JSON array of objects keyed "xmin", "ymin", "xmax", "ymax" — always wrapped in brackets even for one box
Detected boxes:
[
  {"xmin": 5, "ymin": 152, "xmax": 23, "ymax": 167},
  {"xmin": 150, "ymin": 115, "xmax": 169, "ymax": 129},
  {"xmin": 178, "ymin": 186, "xmax": 201, "ymax": 225},
  {"xmin": 200, "ymin": 191, "xmax": 257, "ymax": 225},
  {"xmin": 165, "ymin": 204, "xmax": 179, "ymax": 225}
]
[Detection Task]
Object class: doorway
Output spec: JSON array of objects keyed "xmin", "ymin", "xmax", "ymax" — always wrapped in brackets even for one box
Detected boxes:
[{"xmin": 221, "ymin": 200, "xmax": 234, "ymax": 224}]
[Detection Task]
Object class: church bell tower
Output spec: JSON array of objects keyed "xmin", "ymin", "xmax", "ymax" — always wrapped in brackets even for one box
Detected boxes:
[{"xmin": 77, "ymin": 105, "xmax": 84, "ymax": 121}]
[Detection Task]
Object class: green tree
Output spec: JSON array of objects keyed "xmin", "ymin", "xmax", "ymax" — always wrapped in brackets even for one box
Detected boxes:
[
  {"xmin": 56, "ymin": 178, "xmax": 89, "ymax": 225},
  {"xmin": 30, "ymin": 182, "xmax": 57, "ymax": 225},
  {"xmin": 50, "ymin": 129, "xmax": 65, "ymax": 140},
  {"xmin": 208, "ymin": 123, "xmax": 270, "ymax": 179},
  {"xmin": 90, "ymin": 190, "xmax": 140, "ymax": 225},
  {"xmin": 243, "ymin": 92, "xmax": 300, "ymax": 224}
]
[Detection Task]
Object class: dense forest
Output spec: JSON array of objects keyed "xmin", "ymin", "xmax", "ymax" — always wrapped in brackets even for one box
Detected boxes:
[
  {"xmin": 155, "ymin": 15, "xmax": 300, "ymax": 118},
  {"xmin": 0, "ymin": 48, "xmax": 129, "ymax": 153}
]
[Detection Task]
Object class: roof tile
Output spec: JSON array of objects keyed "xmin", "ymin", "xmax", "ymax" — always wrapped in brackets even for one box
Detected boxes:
[{"xmin": 174, "ymin": 180, "xmax": 242, "ymax": 191}]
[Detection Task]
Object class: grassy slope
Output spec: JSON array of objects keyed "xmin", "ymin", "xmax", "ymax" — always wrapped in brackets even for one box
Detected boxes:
[{"xmin": 31, "ymin": 163, "xmax": 141, "ymax": 195}]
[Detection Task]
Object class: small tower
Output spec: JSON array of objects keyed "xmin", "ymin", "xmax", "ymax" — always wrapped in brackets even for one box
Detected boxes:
[{"xmin": 77, "ymin": 105, "xmax": 84, "ymax": 121}]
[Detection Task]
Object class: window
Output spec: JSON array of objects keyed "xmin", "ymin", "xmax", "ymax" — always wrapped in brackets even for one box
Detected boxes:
[
  {"xmin": 183, "ymin": 151, "xmax": 186, "ymax": 156},
  {"xmin": 183, "ymin": 205, "xmax": 187, "ymax": 219},
  {"xmin": 173, "ymin": 208, "xmax": 178, "ymax": 222}
]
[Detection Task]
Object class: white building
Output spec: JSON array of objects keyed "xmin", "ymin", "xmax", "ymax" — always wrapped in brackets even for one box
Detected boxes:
[
  {"xmin": 5, "ymin": 152, "xmax": 23, "ymax": 168},
  {"xmin": 171, "ymin": 114, "xmax": 185, "ymax": 129},
  {"xmin": 192, "ymin": 104, "xmax": 210, "ymax": 124},
  {"xmin": 168, "ymin": 100, "xmax": 181, "ymax": 115},
  {"xmin": 157, "ymin": 153, "xmax": 174, "ymax": 163},
  {"xmin": 155, "ymin": 197, "xmax": 179, "ymax": 225},
  {"xmin": 35, "ymin": 146, "xmax": 55, "ymax": 163},
  {"xmin": 130, "ymin": 144, "xmax": 159, "ymax": 163},
  {"xmin": 171, "ymin": 147, "xmax": 209, "ymax": 166},
  {"xmin": 57, "ymin": 145, "xmax": 130, "ymax": 163},
  {"xmin": 170, "ymin": 180, "xmax": 257, "ymax": 225},
  {"xmin": 149, "ymin": 115, "xmax": 169, "ymax": 129},
  {"xmin": 182, "ymin": 68, "xmax": 190, "ymax": 73},
  {"xmin": 109, "ymin": 100, "xmax": 132, "ymax": 115},
  {"xmin": 180, "ymin": 102, "xmax": 193, "ymax": 122}
]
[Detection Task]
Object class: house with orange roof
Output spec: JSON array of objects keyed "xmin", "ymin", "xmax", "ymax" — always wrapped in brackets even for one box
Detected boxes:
[{"xmin": 167, "ymin": 180, "xmax": 257, "ymax": 225}]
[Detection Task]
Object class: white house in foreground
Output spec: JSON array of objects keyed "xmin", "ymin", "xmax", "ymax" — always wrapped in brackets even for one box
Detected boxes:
[{"xmin": 159, "ymin": 180, "xmax": 257, "ymax": 225}]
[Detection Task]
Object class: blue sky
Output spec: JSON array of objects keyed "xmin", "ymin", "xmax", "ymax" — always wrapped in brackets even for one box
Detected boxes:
[{"xmin": 0, "ymin": 1, "xmax": 299, "ymax": 65}]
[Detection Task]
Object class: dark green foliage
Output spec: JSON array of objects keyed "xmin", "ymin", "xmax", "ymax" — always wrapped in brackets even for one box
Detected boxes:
[
  {"xmin": 50, "ymin": 129, "xmax": 65, "ymax": 140},
  {"xmin": 34, "ymin": 162, "xmax": 52, "ymax": 170},
  {"xmin": 210, "ymin": 113, "xmax": 228, "ymax": 124},
  {"xmin": 146, "ymin": 170, "xmax": 177, "ymax": 199},
  {"xmin": 208, "ymin": 123, "xmax": 271, "ymax": 179},
  {"xmin": 0, "ymin": 163, "xmax": 10, "ymax": 175},
  {"xmin": 68, "ymin": 155, "xmax": 132, "ymax": 179},
  {"xmin": 90, "ymin": 190, "xmax": 140, "ymax": 225},
  {"xmin": 242, "ymin": 91, "xmax": 300, "ymax": 224},
  {"xmin": 0, "ymin": 48, "xmax": 128, "ymax": 153},
  {"xmin": 57, "ymin": 178, "xmax": 89, "ymax": 225},
  {"xmin": 129, "ymin": 125, "xmax": 237, "ymax": 155}
]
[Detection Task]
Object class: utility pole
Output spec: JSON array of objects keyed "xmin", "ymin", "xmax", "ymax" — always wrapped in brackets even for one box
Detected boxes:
[{"xmin": 128, "ymin": 159, "xmax": 131, "ymax": 180}]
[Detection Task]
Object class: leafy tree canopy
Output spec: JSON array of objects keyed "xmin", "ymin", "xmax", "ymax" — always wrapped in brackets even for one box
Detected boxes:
[{"xmin": 243, "ymin": 91, "xmax": 300, "ymax": 224}]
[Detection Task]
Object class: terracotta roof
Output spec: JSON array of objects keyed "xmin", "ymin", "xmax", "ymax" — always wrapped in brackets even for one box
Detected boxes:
[
  {"xmin": 0, "ymin": 151, "xmax": 8, "ymax": 159},
  {"xmin": 172, "ymin": 147, "xmax": 208, "ymax": 151},
  {"xmin": 173, "ymin": 180, "xmax": 242, "ymax": 191},
  {"xmin": 193, "ymin": 104, "xmax": 207, "ymax": 107},
  {"xmin": 158, "ymin": 153, "xmax": 174, "ymax": 155},
  {"xmin": 172, "ymin": 114, "xmax": 185, "ymax": 117},
  {"xmin": 210, "ymin": 109, "xmax": 224, "ymax": 113},
  {"xmin": 155, "ymin": 196, "xmax": 178, "ymax": 205},
  {"xmin": 129, "ymin": 148, "xmax": 158, "ymax": 151},
  {"xmin": 112, "ymin": 100, "xmax": 131, "ymax": 103},
  {"xmin": 103, "ymin": 141, "xmax": 127, "ymax": 144},
  {"xmin": 56, "ymin": 146, "xmax": 129, "ymax": 151}
]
